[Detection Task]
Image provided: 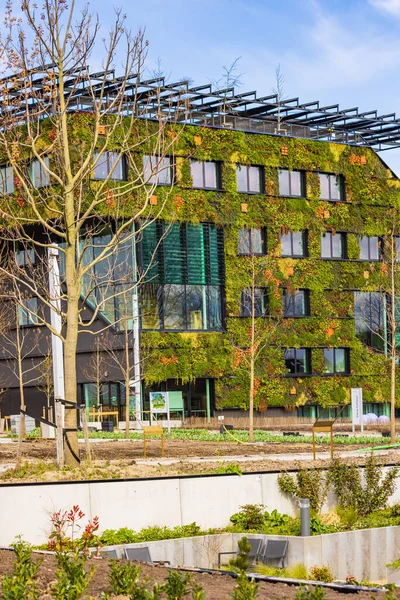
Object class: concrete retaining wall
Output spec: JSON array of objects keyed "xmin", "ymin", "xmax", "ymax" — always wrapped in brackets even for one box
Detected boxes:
[
  {"xmin": 2, "ymin": 468, "xmax": 400, "ymax": 549},
  {"xmin": 102, "ymin": 529, "xmax": 400, "ymax": 582}
]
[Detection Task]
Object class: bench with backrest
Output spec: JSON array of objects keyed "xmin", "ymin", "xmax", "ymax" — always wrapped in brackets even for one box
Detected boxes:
[
  {"xmin": 218, "ymin": 538, "xmax": 263, "ymax": 567},
  {"xmin": 259, "ymin": 539, "xmax": 288, "ymax": 569}
]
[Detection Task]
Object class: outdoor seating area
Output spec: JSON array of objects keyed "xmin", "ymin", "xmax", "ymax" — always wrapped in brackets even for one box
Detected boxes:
[{"xmin": 218, "ymin": 537, "xmax": 289, "ymax": 568}]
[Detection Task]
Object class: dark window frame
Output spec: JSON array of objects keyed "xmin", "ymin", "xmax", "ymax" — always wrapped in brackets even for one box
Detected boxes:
[
  {"xmin": 139, "ymin": 222, "xmax": 225, "ymax": 332},
  {"xmin": 17, "ymin": 297, "xmax": 39, "ymax": 327},
  {"xmin": 284, "ymin": 347, "xmax": 312, "ymax": 376},
  {"xmin": 236, "ymin": 164, "xmax": 264, "ymax": 194},
  {"xmin": 280, "ymin": 230, "xmax": 308, "ymax": 257},
  {"xmin": 358, "ymin": 235, "xmax": 382, "ymax": 261},
  {"xmin": 93, "ymin": 151, "xmax": 127, "ymax": 181},
  {"xmin": 278, "ymin": 169, "xmax": 305, "ymax": 197},
  {"xmin": 240, "ymin": 287, "xmax": 269, "ymax": 317},
  {"xmin": 190, "ymin": 159, "xmax": 222, "ymax": 190},
  {"xmin": 143, "ymin": 155, "xmax": 174, "ymax": 186},
  {"xmin": 238, "ymin": 227, "xmax": 267, "ymax": 256},
  {"xmin": 283, "ymin": 288, "xmax": 310, "ymax": 317},
  {"xmin": 323, "ymin": 347, "xmax": 350, "ymax": 375},
  {"xmin": 0, "ymin": 164, "xmax": 14, "ymax": 194},
  {"xmin": 318, "ymin": 172, "xmax": 345, "ymax": 202},
  {"xmin": 321, "ymin": 231, "xmax": 347, "ymax": 259}
]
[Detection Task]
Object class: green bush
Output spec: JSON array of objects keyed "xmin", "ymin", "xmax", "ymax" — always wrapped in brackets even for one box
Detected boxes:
[
  {"xmin": 230, "ymin": 505, "xmax": 265, "ymax": 530},
  {"xmin": 230, "ymin": 570, "xmax": 258, "ymax": 600},
  {"xmin": 51, "ymin": 550, "xmax": 95, "ymax": 600},
  {"xmin": 255, "ymin": 563, "xmax": 308, "ymax": 580},
  {"xmin": 163, "ymin": 570, "xmax": 192, "ymax": 600},
  {"xmin": 215, "ymin": 463, "xmax": 243, "ymax": 476},
  {"xmin": 328, "ymin": 455, "xmax": 398, "ymax": 516},
  {"xmin": 229, "ymin": 537, "xmax": 251, "ymax": 572},
  {"xmin": 308, "ymin": 566, "xmax": 333, "ymax": 583},
  {"xmin": 109, "ymin": 560, "xmax": 141, "ymax": 595},
  {"xmin": 99, "ymin": 522, "xmax": 202, "ymax": 547},
  {"xmin": 278, "ymin": 468, "xmax": 328, "ymax": 513},
  {"xmin": 1, "ymin": 538, "xmax": 41, "ymax": 600}
]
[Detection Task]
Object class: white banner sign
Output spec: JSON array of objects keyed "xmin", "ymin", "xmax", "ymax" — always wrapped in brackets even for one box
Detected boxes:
[{"xmin": 351, "ymin": 388, "xmax": 363, "ymax": 426}]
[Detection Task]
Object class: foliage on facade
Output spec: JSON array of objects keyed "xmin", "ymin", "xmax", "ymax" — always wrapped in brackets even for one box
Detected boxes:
[{"xmin": 1, "ymin": 115, "xmax": 400, "ymax": 410}]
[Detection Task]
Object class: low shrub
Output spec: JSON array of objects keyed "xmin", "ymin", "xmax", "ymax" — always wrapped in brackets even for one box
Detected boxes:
[
  {"xmin": 215, "ymin": 463, "xmax": 243, "ymax": 476},
  {"xmin": 231, "ymin": 570, "xmax": 258, "ymax": 600},
  {"xmin": 98, "ymin": 522, "xmax": 202, "ymax": 547},
  {"xmin": 255, "ymin": 563, "xmax": 308, "ymax": 580},
  {"xmin": 295, "ymin": 586, "xmax": 326, "ymax": 600},
  {"xmin": 229, "ymin": 537, "xmax": 251, "ymax": 571},
  {"xmin": 230, "ymin": 505, "xmax": 265, "ymax": 531},
  {"xmin": 1, "ymin": 538, "xmax": 41, "ymax": 600},
  {"xmin": 278, "ymin": 468, "xmax": 328, "ymax": 513},
  {"xmin": 109, "ymin": 560, "xmax": 141, "ymax": 595},
  {"xmin": 308, "ymin": 566, "xmax": 333, "ymax": 583},
  {"xmin": 163, "ymin": 570, "xmax": 192, "ymax": 600}
]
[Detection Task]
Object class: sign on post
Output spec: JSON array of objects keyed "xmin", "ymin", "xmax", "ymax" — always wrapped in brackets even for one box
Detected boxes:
[
  {"xmin": 351, "ymin": 388, "xmax": 363, "ymax": 433},
  {"xmin": 149, "ymin": 391, "xmax": 170, "ymax": 433}
]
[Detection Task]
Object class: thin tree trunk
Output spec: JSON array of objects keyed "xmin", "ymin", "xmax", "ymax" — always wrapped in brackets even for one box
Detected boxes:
[
  {"xmin": 15, "ymin": 312, "xmax": 25, "ymax": 466},
  {"xmin": 249, "ymin": 261, "xmax": 255, "ymax": 442},
  {"xmin": 63, "ymin": 279, "xmax": 80, "ymax": 466}
]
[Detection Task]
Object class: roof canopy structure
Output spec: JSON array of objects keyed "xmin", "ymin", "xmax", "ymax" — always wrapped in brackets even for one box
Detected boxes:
[{"xmin": 2, "ymin": 66, "xmax": 400, "ymax": 151}]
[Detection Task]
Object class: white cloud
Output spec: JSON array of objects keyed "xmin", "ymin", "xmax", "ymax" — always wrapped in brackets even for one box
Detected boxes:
[{"xmin": 369, "ymin": 0, "xmax": 400, "ymax": 17}]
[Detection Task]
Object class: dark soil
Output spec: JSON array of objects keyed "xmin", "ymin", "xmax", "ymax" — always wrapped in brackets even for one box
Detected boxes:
[{"xmin": 0, "ymin": 550, "xmax": 395, "ymax": 599}]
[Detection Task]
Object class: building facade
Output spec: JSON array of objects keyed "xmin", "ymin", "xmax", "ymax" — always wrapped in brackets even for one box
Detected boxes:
[{"xmin": 1, "ymin": 113, "xmax": 400, "ymax": 423}]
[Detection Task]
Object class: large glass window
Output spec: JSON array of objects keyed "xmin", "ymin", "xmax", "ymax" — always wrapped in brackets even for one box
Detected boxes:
[
  {"xmin": 240, "ymin": 288, "xmax": 268, "ymax": 317},
  {"xmin": 93, "ymin": 152, "xmax": 126, "ymax": 181},
  {"xmin": 190, "ymin": 160, "xmax": 220, "ymax": 189},
  {"xmin": 321, "ymin": 232, "xmax": 347, "ymax": 259},
  {"xmin": 30, "ymin": 157, "xmax": 50, "ymax": 188},
  {"xmin": 324, "ymin": 348, "xmax": 349, "ymax": 374},
  {"xmin": 283, "ymin": 289, "xmax": 310, "ymax": 317},
  {"xmin": 236, "ymin": 165, "xmax": 263, "ymax": 193},
  {"xmin": 319, "ymin": 173, "xmax": 344, "ymax": 201},
  {"xmin": 354, "ymin": 291, "xmax": 385, "ymax": 352},
  {"xmin": 280, "ymin": 231, "xmax": 307, "ymax": 257},
  {"xmin": 17, "ymin": 297, "xmax": 38, "ymax": 326},
  {"xmin": 359, "ymin": 236, "xmax": 381, "ymax": 261},
  {"xmin": 0, "ymin": 165, "xmax": 14, "ymax": 194},
  {"xmin": 278, "ymin": 169, "xmax": 304, "ymax": 197},
  {"xmin": 284, "ymin": 348, "xmax": 311, "ymax": 375},
  {"xmin": 140, "ymin": 222, "xmax": 224, "ymax": 331},
  {"xmin": 143, "ymin": 155, "xmax": 173, "ymax": 185},
  {"xmin": 238, "ymin": 228, "xmax": 266, "ymax": 255}
]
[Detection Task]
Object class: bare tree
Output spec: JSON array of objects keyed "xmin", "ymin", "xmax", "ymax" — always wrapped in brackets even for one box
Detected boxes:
[
  {"xmin": 211, "ymin": 58, "xmax": 243, "ymax": 126},
  {"xmin": 36, "ymin": 349, "xmax": 54, "ymax": 419},
  {"xmin": 230, "ymin": 254, "xmax": 281, "ymax": 441},
  {"xmin": 0, "ymin": 0, "xmax": 183, "ymax": 465},
  {"xmin": 272, "ymin": 64, "xmax": 286, "ymax": 134}
]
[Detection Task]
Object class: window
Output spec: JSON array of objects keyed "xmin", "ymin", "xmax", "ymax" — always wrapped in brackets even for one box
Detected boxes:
[
  {"xmin": 283, "ymin": 289, "xmax": 310, "ymax": 317},
  {"xmin": 240, "ymin": 288, "xmax": 268, "ymax": 317},
  {"xmin": 140, "ymin": 222, "xmax": 224, "ymax": 331},
  {"xmin": 359, "ymin": 236, "xmax": 381, "ymax": 261},
  {"xmin": 321, "ymin": 231, "xmax": 347, "ymax": 259},
  {"xmin": 15, "ymin": 243, "xmax": 35, "ymax": 267},
  {"xmin": 284, "ymin": 348, "xmax": 311, "ymax": 375},
  {"xmin": 93, "ymin": 152, "xmax": 126, "ymax": 181},
  {"xmin": 143, "ymin": 155, "xmax": 173, "ymax": 185},
  {"xmin": 280, "ymin": 231, "xmax": 308, "ymax": 257},
  {"xmin": 236, "ymin": 165, "xmax": 263, "ymax": 193},
  {"xmin": 190, "ymin": 160, "xmax": 220, "ymax": 189},
  {"xmin": 238, "ymin": 228, "xmax": 266, "ymax": 255},
  {"xmin": 30, "ymin": 157, "xmax": 50, "ymax": 188},
  {"xmin": 324, "ymin": 348, "xmax": 349, "ymax": 374},
  {"xmin": 395, "ymin": 236, "xmax": 400, "ymax": 263},
  {"xmin": 17, "ymin": 298, "xmax": 38, "ymax": 326},
  {"xmin": 278, "ymin": 169, "xmax": 304, "ymax": 197},
  {"xmin": 354, "ymin": 291, "xmax": 385, "ymax": 352},
  {"xmin": 0, "ymin": 165, "xmax": 14, "ymax": 194},
  {"xmin": 319, "ymin": 173, "xmax": 344, "ymax": 201}
]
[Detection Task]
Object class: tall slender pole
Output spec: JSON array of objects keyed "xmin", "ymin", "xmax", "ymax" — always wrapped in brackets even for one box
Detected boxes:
[
  {"xmin": 48, "ymin": 247, "xmax": 65, "ymax": 458},
  {"xmin": 131, "ymin": 224, "xmax": 142, "ymax": 424}
]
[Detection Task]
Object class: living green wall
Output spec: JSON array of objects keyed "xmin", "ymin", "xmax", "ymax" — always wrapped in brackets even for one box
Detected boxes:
[
  {"xmin": 138, "ymin": 125, "xmax": 400, "ymax": 410},
  {"xmin": 2, "ymin": 115, "xmax": 400, "ymax": 411}
]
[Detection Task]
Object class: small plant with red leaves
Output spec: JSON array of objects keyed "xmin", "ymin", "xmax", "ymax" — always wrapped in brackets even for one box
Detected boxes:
[{"xmin": 47, "ymin": 505, "xmax": 99, "ymax": 554}]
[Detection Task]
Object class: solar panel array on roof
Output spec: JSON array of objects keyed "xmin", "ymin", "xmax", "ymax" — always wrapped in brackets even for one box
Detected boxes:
[{"xmin": 1, "ymin": 65, "xmax": 400, "ymax": 151}]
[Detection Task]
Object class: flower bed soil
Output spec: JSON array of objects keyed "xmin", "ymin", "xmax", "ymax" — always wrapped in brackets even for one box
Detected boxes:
[{"xmin": 0, "ymin": 550, "xmax": 395, "ymax": 599}]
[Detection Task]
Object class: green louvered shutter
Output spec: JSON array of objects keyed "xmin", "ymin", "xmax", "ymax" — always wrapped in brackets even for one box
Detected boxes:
[
  {"xmin": 187, "ymin": 224, "xmax": 206, "ymax": 284},
  {"xmin": 163, "ymin": 223, "xmax": 184, "ymax": 284},
  {"xmin": 141, "ymin": 221, "xmax": 161, "ymax": 283}
]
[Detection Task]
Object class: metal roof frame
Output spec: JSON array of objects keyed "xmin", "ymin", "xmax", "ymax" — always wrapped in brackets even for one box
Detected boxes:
[{"xmin": 1, "ymin": 66, "xmax": 400, "ymax": 151}]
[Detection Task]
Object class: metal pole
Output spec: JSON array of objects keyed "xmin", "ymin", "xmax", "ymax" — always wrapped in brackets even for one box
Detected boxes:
[
  {"xmin": 300, "ymin": 498, "xmax": 310, "ymax": 536},
  {"xmin": 131, "ymin": 223, "xmax": 142, "ymax": 424},
  {"xmin": 48, "ymin": 247, "xmax": 65, "ymax": 449}
]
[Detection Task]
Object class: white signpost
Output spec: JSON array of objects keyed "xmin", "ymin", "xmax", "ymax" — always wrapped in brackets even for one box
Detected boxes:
[
  {"xmin": 149, "ymin": 391, "xmax": 171, "ymax": 433},
  {"xmin": 351, "ymin": 388, "xmax": 364, "ymax": 433}
]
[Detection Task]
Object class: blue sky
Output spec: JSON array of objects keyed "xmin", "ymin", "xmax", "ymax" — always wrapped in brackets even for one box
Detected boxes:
[{"xmin": 87, "ymin": 0, "xmax": 400, "ymax": 172}]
